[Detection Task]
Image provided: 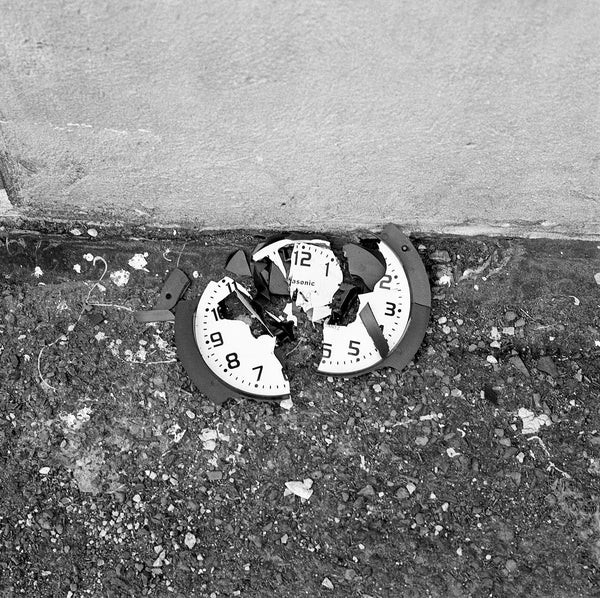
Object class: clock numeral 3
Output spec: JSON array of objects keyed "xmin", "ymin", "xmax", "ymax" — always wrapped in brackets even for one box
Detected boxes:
[
  {"xmin": 348, "ymin": 340, "xmax": 360, "ymax": 356},
  {"xmin": 294, "ymin": 250, "xmax": 312, "ymax": 267},
  {"xmin": 225, "ymin": 352, "xmax": 240, "ymax": 369},
  {"xmin": 379, "ymin": 274, "xmax": 393, "ymax": 290},
  {"xmin": 252, "ymin": 365, "xmax": 263, "ymax": 381},
  {"xmin": 384, "ymin": 302, "xmax": 398, "ymax": 316},
  {"xmin": 209, "ymin": 332, "xmax": 224, "ymax": 347},
  {"xmin": 322, "ymin": 342, "xmax": 332, "ymax": 359}
]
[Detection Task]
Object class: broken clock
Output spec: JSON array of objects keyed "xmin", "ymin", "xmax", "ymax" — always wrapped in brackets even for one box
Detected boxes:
[{"xmin": 140, "ymin": 224, "xmax": 430, "ymax": 404}]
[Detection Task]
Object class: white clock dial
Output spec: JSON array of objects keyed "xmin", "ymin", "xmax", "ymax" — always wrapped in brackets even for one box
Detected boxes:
[
  {"xmin": 318, "ymin": 241, "xmax": 411, "ymax": 375},
  {"xmin": 288, "ymin": 243, "xmax": 343, "ymax": 321},
  {"xmin": 194, "ymin": 277, "xmax": 289, "ymax": 397},
  {"xmin": 252, "ymin": 238, "xmax": 329, "ymax": 278}
]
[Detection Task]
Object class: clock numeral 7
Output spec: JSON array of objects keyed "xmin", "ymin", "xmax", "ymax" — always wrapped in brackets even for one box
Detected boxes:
[
  {"xmin": 225, "ymin": 353, "xmax": 240, "ymax": 369},
  {"xmin": 252, "ymin": 365, "xmax": 263, "ymax": 381},
  {"xmin": 348, "ymin": 339, "xmax": 360, "ymax": 356},
  {"xmin": 209, "ymin": 331, "xmax": 224, "ymax": 347},
  {"xmin": 294, "ymin": 250, "xmax": 312, "ymax": 267}
]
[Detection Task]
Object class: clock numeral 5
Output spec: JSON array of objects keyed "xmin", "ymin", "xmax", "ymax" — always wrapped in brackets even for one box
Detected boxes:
[
  {"xmin": 322, "ymin": 342, "xmax": 332, "ymax": 358},
  {"xmin": 209, "ymin": 332, "xmax": 224, "ymax": 347},
  {"xmin": 225, "ymin": 353, "xmax": 240, "ymax": 369},
  {"xmin": 348, "ymin": 340, "xmax": 360, "ymax": 356},
  {"xmin": 294, "ymin": 250, "xmax": 312, "ymax": 267}
]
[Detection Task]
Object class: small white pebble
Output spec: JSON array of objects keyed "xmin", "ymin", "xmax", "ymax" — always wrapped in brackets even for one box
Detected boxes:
[
  {"xmin": 70, "ymin": 228, "xmax": 82, "ymax": 236},
  {"xmin": 192, "ymin": 271, "xmax": 199, "ymax": 279},
  {"xmin": 486, "ymin": 355, "xmax": 498, "ymax": 364},
  {"xmin": 321, "ymin": 577, "xmax": 334, "ymax": 590},
  {"xmin": 442, "ymin": 502, "xmax": 449, "ymax": 512},
  {"xmin": 280, "ymin": 398, "xmax": 293, "ymax": 410},
  {"xmin": 39, "ymin": 467, "xmax": 50, "ymax": 475},
  {"xmin": 184, "ymin": 532, "xmax": 197, "ymax": 549},
  {"xmin": 438, "ymin": 317, "xmax": 447, "ymax": 324},
  {"xmin": 33, "ymin": 266, "xmax": 43, "ymax": 278},
  {"xmin": 87, "ymin": 228, "xmax": 98, "ymax": 237},
  {"xmin": 372, "ymin": 383, "xmax": 382, "ymax": 393},
  {"xmin": 457, "ymin": 547, "xmax": 463, "ymax": 556},
  {"xmin": 73, "ymin": 264, "xmax": 81, "ymax": 274},
  {"xmin": 446, "ymin": 448, "xmax": 460, "ymax": 458},
  {"xmin": 186, "ymin": 410, "xmax": 195, "ymax": 419},
  {"xmin": 406, "ymin": 482, "xmax": 416, "ymax": 495},
  {"xmin": 83, "ymin": 253, "xmax": 94, "ymax": 262}
]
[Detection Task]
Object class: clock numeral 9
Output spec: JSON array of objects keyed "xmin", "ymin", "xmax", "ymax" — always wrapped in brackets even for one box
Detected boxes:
[
  {"xmin": 225, "ymin": 352, "xmax": 240, "ymax": 369},
  {"xmin": 322, "ymin": 342, "xmax": 332, "ymax": 359},
  {"xmin": 209, "ymin": 332, "xmax": 224, "ymax": 347},
  {"xmin": 379, "ymin": 274, "xmax": 393, "ymax": 290},
  {"xmin": 294, "ymin": 250, "xmax": 312, "ymax": 267},
  {"xmin": 384, "ymin": 302, "xmax": 398, "ymax": 316},
  {"xmin": 348, "ymin": 340, "xmax": 360, "ymax": 356}
]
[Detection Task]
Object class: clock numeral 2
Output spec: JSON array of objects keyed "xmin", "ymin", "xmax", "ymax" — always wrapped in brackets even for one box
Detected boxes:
[
  {"xmin": 384, "ymin": 302, "xmax": 398, "ymax": 316},
  {"xmin": 209, "ymin": 332, "xmax": 224, "ymax": 347},
  {"xmin": 348, "ymin": 340, "xmax": 360, "ymax": 356},
  {"xmin": 225, "ymin": 353, "xmax": 240, "ymax": 369},
  {"xmin": 322, "ymin": 342, "xmax": 332, "ymax": 359},
  {"xmin": 379, "ymin": 274, "xmax": 393, "ymax": 290},
  {"xmin": 252, "ymin": 365, "xmax": 263, "ymax": 381},
  {"xmin": 294, "ymin": 250, "xmax": 312, "ymax": 267}
]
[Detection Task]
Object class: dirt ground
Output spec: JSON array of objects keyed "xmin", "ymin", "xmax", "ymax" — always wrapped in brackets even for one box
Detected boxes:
[{"xmin": 0, "ymin": 225, "xmax": 599, "ymax": 597}]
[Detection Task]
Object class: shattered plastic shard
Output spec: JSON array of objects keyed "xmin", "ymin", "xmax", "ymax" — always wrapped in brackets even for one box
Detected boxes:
[
  {"xmin": 128, "ymin": 253, "xmax": 149, "ymax": 271},
  {"xmin": 518, "ymin": 408, "xmax": 552, "ymax": 435},
  {"xmin": 343, "ymin": 243, "xmax": 386, "ymax": 290},
  {"xmin": 284, "ymin": 479, "xmax": 313, "ymax": 500},
  {"xmin": 225, "ymin": 249, "xmax": 252, "ymax": 277}
]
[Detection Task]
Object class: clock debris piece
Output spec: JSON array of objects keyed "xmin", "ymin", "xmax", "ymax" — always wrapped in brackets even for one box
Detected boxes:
[
  {"xmin": 134, "ymin": 268, "xmax": 190, "ymax": 323},
  {"xmin": 225, "ymin": 249, "xmax": 252, "ymax": 277},
  {"xmin": 343, "ymin": 243, "xmax": 386, "ymax": 291}
]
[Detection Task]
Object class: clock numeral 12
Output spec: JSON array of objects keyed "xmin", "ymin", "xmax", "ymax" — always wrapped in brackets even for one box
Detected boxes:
[{"xmin": 294, "ymin": 250, "xmax": 312, "ymax": 267}]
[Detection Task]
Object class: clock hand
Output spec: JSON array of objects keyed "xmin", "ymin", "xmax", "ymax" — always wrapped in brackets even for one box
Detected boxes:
[{"xmin": 232, "ymin": 285, "xmax": 275, "ymax": 337}]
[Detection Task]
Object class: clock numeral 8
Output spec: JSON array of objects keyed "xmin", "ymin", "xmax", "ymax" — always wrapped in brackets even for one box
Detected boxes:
[{"xmin": 225, "ymin": 352, "xmax": 240, "ymax": 369}]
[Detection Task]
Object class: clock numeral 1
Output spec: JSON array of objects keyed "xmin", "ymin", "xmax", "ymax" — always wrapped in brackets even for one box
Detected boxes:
[
  {"xmin": 225, "ymin": 352, "xmax": 240, "ymax": 369},
  {"xmin": 325, "ymin": 262, "xmax": 330, "ymax": 276},
  {"xmin": 209, "ymin": 331, "xmax": 224, "ymax": 347},
  {"xmin": 379, "ymin": 274, "xmax": 393, "ymax": 290},
  {"xmin": 322, "ymin": 342, "xmax": 332, "ymax": 359},
  {"xmin": 348, "ymin": 340, "xmax": 360, "ymax": 356},
  {"xmin": 252, "ymin": 365, "xmax": 263, "ymax": 381}
]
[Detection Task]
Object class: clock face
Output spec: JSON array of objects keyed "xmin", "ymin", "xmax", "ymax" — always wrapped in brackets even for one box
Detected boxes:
[
  {"xmin": 193, "ymin": 277, "xmax": 290, "ymax": 398},
  {"xmin": 174, "ymin": 224, "xmax": 431, "ymax": 403},
  {"xmin": 317, "ymin": 241, "xmax": 411, "ymax": 375}
]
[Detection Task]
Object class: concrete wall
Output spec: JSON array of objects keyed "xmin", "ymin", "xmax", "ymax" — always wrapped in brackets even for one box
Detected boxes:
[{"xmin": 0, "ymin": 0, "xmax": 599, "ymax": 236}]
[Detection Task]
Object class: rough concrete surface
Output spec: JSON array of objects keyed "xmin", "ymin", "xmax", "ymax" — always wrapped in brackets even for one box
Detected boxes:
[{"xmin": 1, "ymin": 1, "xmax": 599, "ymax": 237}]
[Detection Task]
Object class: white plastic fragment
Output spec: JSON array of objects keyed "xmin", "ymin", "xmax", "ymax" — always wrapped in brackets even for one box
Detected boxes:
[
  {"xmin": 73, "ymin": 264, "xmax": 81, "ymax": 274},
  {"xmin": 284, "ymin": 479, "xmax": 313, "ymax": 500},
  {"xmin": 39, "ymin": 467, "xmax": 50, "ymax": 475},
  {"xmin": 280, "ymin": 397, "xmax": 294, "ymax": 410},
  {"xmin": 569, "ymin": 296, "xmax": 580, "ymax": 306},
  {"xmin": 406, "ymin": 482, "xmax": 416, "ymax": 495},
  {"xmin": 322, "ymin": 578, "xmax": 334, "ymax": 590},
  {"xmin": 87, "ymin": 228, "xmax": 98, "ymax": 237},
  {"xmin": 70, "ymin": 228, "xmax": 82, "ymax": 236},
  {"xmin": 128, "ymin": 253, "xmax": 149, "ymax": 271},
  {"xmin": 110, "ymin": 269, "xmax": 130, "ymax": 287},
  {"xmin": 83, "ymin": 253, "xmax": 94, "ymax": 262},
  {"xmin": 184, "ymin": 532, "xmax": 197, "ymax": 549},
  {"xmin": 95, "ymin": 331, "xmax": 106, "ymax": 341},
  {"xmin": 595, "ymin": 272, "xmax": 600, "ymax": 285},
  {"xmin": 33, "ymin": 266, "xmax": 43, "ymax": 278},
  {"xmin": 518, "ymin": 408, "xmax": 552, "ymax": 435},
  {"xmin": 446, "ymin": 448, "xmax": 460, "ymax": 458},
  {"xmin": 486, "ymin": 355, "xmax": 498, "ymax": 364}
]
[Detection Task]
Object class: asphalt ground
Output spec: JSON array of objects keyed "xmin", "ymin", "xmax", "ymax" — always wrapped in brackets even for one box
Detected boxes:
[{"xmin": 0, "ymin": 226, "xmax": 599, "ymax": 597}]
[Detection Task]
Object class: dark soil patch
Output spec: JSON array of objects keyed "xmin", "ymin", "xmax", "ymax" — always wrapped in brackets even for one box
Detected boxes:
[{"xmin": 0, "ymin": 229, "xmax": 599, "ymax": 597}]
